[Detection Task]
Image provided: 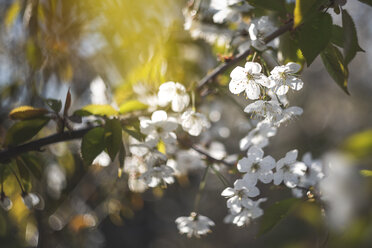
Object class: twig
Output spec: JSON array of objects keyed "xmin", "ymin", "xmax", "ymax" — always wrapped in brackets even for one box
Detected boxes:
[
  {"xmin": 190, "ymin": 144, "xmax": 235, "ymax": 167},
  {"xmin": 0, "ymin": 125, "xmax": 98, "ymax": 163}
]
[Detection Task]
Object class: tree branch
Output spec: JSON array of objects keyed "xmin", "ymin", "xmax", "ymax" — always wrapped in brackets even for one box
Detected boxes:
[
  {"xmin": 190, "ymin": 145, "xmax": 235, "ymax": 167},
  {"xmin": 197, "ymin": 20, "xmax": 294, "ymax": 92},
  {"xmin": 0, "ymin": 125, "xmax": 98, "ymax": 163}
]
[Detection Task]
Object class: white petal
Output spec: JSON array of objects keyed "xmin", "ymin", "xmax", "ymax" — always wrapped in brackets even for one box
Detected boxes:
[
  {"xmin": 260, "ymin": 156, "xmax": 276, "ymax": 170},
  {"xmin": 229, "ymin": 78, "xmax": 247, "ymax": 94},
  {"xmin": 151, "ymin": 110, "xmax": 168, "ymax": 122},
  {"xmin": 230, "ymin": 66, "xmax": 246, "ymax": 80},
  {"xmin": 285, "ymin": 149, "xmax": 298, "ymax": 163},
  {"xmin": 259, "ymin": 171, "xmax": 273, "ymax": 184},
  {"xmin": 273, "ymin": 171, "xmax": 283, "ymax": 185},
  {"xmin": 221, "ymin": 187, "xmax": 235, "ymax": 197},
  {"xmin": 245, "ymin": 62, "xmax": 262, "ymax": 74},
  {"xmin": 285, "ymin": 62, "xmax": 301, "ymax": 73},
  {"xmin": 275, "ymin": 85, "xmax": 289, "ymax": 95},
  {"xmin": 245, "ymin": 82, "xmax": 261, "ymax": 100}
]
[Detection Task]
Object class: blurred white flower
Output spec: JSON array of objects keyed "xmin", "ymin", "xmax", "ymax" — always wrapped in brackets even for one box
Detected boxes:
[
  {"xmin": 140, "ymin": 110, "xmax": 178, "ymax": 147},
  {"xmin": 248, "ymin": 16, "xmax": 275, "ymax": 50},
  {"xmin": 92, "ymin": 151, "xmax": 111, "ymax": 167},
  {"xmin": 240, "ymin": 120, "xmax": 277, "ymax": 150},
  {"xmin": 0, "ymin": 193, "xmax": 13, "ymax": 211},
  {"xmin": 224, "ymin": 198, "xmax": 267, "ymax": 227},
  {"xmin": 46, "ymin": 164, "xmax": 66, "ymax": 199},
  {"xmin": 90, "ymin": 77, "xmax": 109, "ymax": 104},
  {"xmin": 274, "ymin": 149, "xmax": 307, "ymax": 188},
  {"xmin": 229, "ymin": 62, "xmax": 273, "ymax": 100},
  {"xmin": 238, "ymin": 146, "xmax": 276, "ymax": 185},
  {"xmin": 22, "ymin": 193, "xmax": 41, "ymax": 210},
  {"xmin": 244, "ymin": 100, "xmax": 283, "ymax": 122},
  {"xmin": 181, "ymin": 110, "xmax": 211, "ymax": 136},
  {"xmin": 140, "ymin": 164, "xmax": 175, "ymax": 188},
  {"xmin": 168, "ymin": 149, "xmax": 205, "ymax": 176},
  {"xmin": 175, "ymin": 212, "xmax": 215, "ymax": 238},
  {"xmin": 158, "ymin": 81, "xmax": 190, "ymax": 112},
  {"xmin": 275, "ymin": 106, "xmax": 303, "ymax": 126},
  {"xmin": 269, "ymin": 62, "xmax": 304, "ymax": 95}
]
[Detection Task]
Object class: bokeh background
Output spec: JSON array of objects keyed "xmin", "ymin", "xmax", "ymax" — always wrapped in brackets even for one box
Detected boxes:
[{"xmin": 0, "ymin": 0, "xmax": 372, "ymax": 247}]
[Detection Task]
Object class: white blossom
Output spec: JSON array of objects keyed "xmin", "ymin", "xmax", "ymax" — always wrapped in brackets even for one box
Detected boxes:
[
  {"xmin": 273, "ymin": 150, "xmax": 307, "ymax": 188},
  {"xmin": 229, "ymin": 62, "xmax": 273, "ymax": 100},
  {"xmin": 140, "ymin": 110, "xmax": 178, "ymax": 147},
  {"xmin": 181, "ymin": 110, "xmax": 211, "ymax": 136},
  {"xmin": 210, "ymin": 0, "xmax": 252, "ymax": 24},
  {"xmin": 244, "ymin": 100, "xmax": 283, "ymax": 121},
  {"xmin": 175, "ymin": 212, "xmax": 215, "ymax": 238},
  {"xmin": 269, "ymin": 62, "xmax": 304, "ymax": 95},
  {"xmin": 248, "ymin": 16, "xmax": 275, "ymax": 50},
  {"xmin": 158, "ymin": 81, "xmax": 190, "ymax": 112},
  {"xmin": 221, "ymin": 179, "xmax": 260, "ymax": 214},
  {"xmin": 140, "ymin": 164, "xmax": 175, "ymax": 188},
  {"xmin": 238, "ymin": 146, "xmax": 276, "ymax": 185},
  {"xmin": 22, "ymin": 193, "xmax": 41, "ymax": 210},
  {"xmin": 224, "ymin": 198, "xmax": 267, "ymax": 227},
  {"xmin": 240, "ymin": 120, "xmax": 277, "ymax": 150},
  {"xmin": 168, "ymin": 149, "xmax": 205, "ymax": 176},
  {"xmin": 275, "ymin": 106, "xmax": 303, "ymax": 126}
]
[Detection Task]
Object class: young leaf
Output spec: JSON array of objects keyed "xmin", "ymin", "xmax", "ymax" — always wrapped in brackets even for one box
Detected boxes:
[
  {"xmin": 118, "ymin": 140, "xmax": 126, "ymax": 170},
  {"xmin": 9, "ymin": 106, "xmax": 48, "ymax": 120},
  {"xmin": 4, "ymin": 117, "xmax": 50, "ymax": 146},
  {"xmin": 63, "ymin": 89, "xmax": 71, "ymax": 117},
  {"xmin": 104, "ymin": 119, "xmax": 123, "ymax": 161},
  {"xmin": 320, "ymin": 43, "xmax": 349, "ymax": 94},
  {"xmin": 296, "ymin": 12, "xmax": 332, "ymax": 65},
  {"xmin": 259, "ymin": 198, "xmax": 300, "ymax": 236},
  {"xmin": 119, "ymin": 100, "xmax": 148, "ymax": 114},
  {"xmin": 342, "ymin": 10, "xmax": 363, "ymax": 64},
  {"xmin": 45, "ymin": 98, "xmax": 62, "ymax": 113},
  {"xmin": 74, "ymin": 104, "xmax": 118, "ymax": 117},
  {"xmin": 360, "ymin": 170, "xmax": 372, "ymax": 177},
  {"xmin": 122, "ymin": 127, "xmax": 146, "ymax": 142},
  {"xmin": 81, "ymin": 127, "xmax": 105, "ymax": 165}
]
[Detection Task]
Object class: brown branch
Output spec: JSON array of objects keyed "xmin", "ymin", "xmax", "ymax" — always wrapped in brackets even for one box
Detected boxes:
[
  {"xmin": 0, "ymin": 125, "xmax": 98, "ymax": 163},
  {"xmin": 197, "ymin": 20, "xmax": 294, "ymax": 91}
]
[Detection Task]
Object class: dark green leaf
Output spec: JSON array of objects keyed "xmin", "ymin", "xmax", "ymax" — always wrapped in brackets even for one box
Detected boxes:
[
  {"xmin": 45, "ymin": 98, "xmax": 62, "ymax": 113},
  {"xmin": 122, "ymin": 127, "xmax": 146, "ymax": 142},
  {"xmin": 296, "ymin": 12, "xmax": 333, "ymax": 65},
  {"xmin": 279, "ymin": 33, "xmax": 305, "ymax": 65},
  {"xmin": 81, "ymin": 127, "xmax": 105, "ymax": 165},
  {"xmin": 331, "ymin": 25, "xmax": 364, "ymax": 52},
  {"xmin": 342, "ymin": 10, "xmax": 364, "ymax": 64},
  {"xmin": 358, "ymin": 0, "xmax": 372, "ymax": 7},
  {"xmin": 247, "ymin": 0, "xmax": 286, "ymax": 13},
  {"xmin": 293, "ymin": 0, "xmax": 328, "ymax": 27},
  {"xmin": 20, "ymin": 154, "xmax": 42, "ymax": 180},
  {"xmin": 259, "ymin": 198, "xmax": 300, "ymax": 235},
  {"xmin": 104, "ymin": 119, "xmax": 122, "ymax": 161},
  {"xmin": 4, "ymin": 117, "xmax": 50, "ymax": 146},
  {"xmin": 320, "ymin": 43, "xmax": 349, "ymax": 94}
]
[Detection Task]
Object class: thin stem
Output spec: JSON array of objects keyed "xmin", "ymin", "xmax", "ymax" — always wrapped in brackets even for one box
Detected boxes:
[
  {"xmin": 9, "ymin": 165, "xmax": 25, "ymax": 193},
  {"xmin": 191, "ymin": 145, "xmax": 234, "ymax": 167},
  {"xmin": 251, "ymin": 51, "xmax": 258, "ymax": 62},
  {"xmin": 209, "ymin": 165, "xmax": 230, "ymax": 187},
  {"xmin": 193, "ymin": 165, "xmax": 209, "ymax": 212}
]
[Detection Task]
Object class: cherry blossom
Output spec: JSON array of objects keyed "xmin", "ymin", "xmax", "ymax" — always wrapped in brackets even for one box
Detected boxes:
[
  {"xmin": 274, "ymin": 150, "xmax": 307, "ymax": 188},
  {"xmin": 0, "ymin": 193, "xmax": 13, "ymax": 211},
  {"xmin": 140, "ymin": 164, "xmax": 175, "ymax": 188},
  {"xmin": 240, "ymin": 120, "xmax": 277, "ymax": 150},
  {"xmin": 248, "ymin": 16, "xmax": 275, "ymax": 50},
  {"xmin": 269, "ymin": 62, "xmax": 304, "ymax": 95},
  {"xmin": 224, "ymin": 198, "xmax": 267, "ymax": 227},
  {"xmin": 175, "ymin": 212, "xmax": 215, "ymax": 238},
  {"xmin": 180, "ymin": 110, "xmax": 211, "ymax": 136},
  {"xmin": 140, "ymin": 110, "xmax": 178, "ymax": 147},
  {"xmin": 229, "ymin": 62, "xmax": 273, "ymax": 100},
  {"xmin": 238, "ymin": 146, "xmax": 276, "ymax": 185},
  {"xmin": 244, "ymin": 100, "xmax": 283, "ymax": 121},
  {"xmin": 158, "ymin": 81, "xmax": 190, "ymax": 112}
]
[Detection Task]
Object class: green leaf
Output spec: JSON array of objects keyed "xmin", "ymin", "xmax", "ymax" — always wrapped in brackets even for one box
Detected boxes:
[
  {"xmin": 74, "ymin": 104, "xmax": 118, "ymax": 117},
  {"xmin": 4, "ymin": 117, "xmax": 50, "ymax": 146},
  {"xmin": 45, "ymin": 98, "xmax": 62, "ymax": 113},
  {"xmin": 360, "ymin": 170, "xmax": 372, "ymax": 177},
  {"xmin": 320, "ymin": 43, "xmax": 349, "ymax": 94},
  {"xmin": 279, "ymin": 33, "xmax": 305, "ymax": 65},
  {"xmin": 122, "ymin": 127, "xmax": 146, "ymax": 142},
  {"xmin": 20, "ymin": 154, "xmax": 42, "ymax": 180},
  {"xmin": 293, "ymin": 0, "xmax": 327, "ymax": 28},
  {"xmin": 104, "ymin": 119, "xmax": 123, "ymax": 161},
  {"xmin": 358, "ymin": 0, "xmax": 372, "ymax": 7},
  {"xmin": 331, "ymin": 25, "xmax": 364, "ymax": 52},
  {"xmin": 259, "ymin": 198, "xmax": 300, "ymax": 236},
  {"xmin": 296, "ymin": 12, "xmax": 333, "ymax": 65},
  {"xmin": 119, "ymin": 100, "xmax": 148, "ymax": 114},
  {"xmin": 246, "ymin": 0, "xmax": 286, "ymax": 13},
  {"xmin": 342, "ymin": 129, "xmax": 372, "ymax": 159},
  {"xmin": 9, "ymin": 106, "xmax": 48, "ymax": 120},
  {"xmin": 81, "ymin": 127, "xmax": 105, "ymax": 165},
  {"xmin": 342, "ymin": 10, "xmax": 363, "ymax": 64}
]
